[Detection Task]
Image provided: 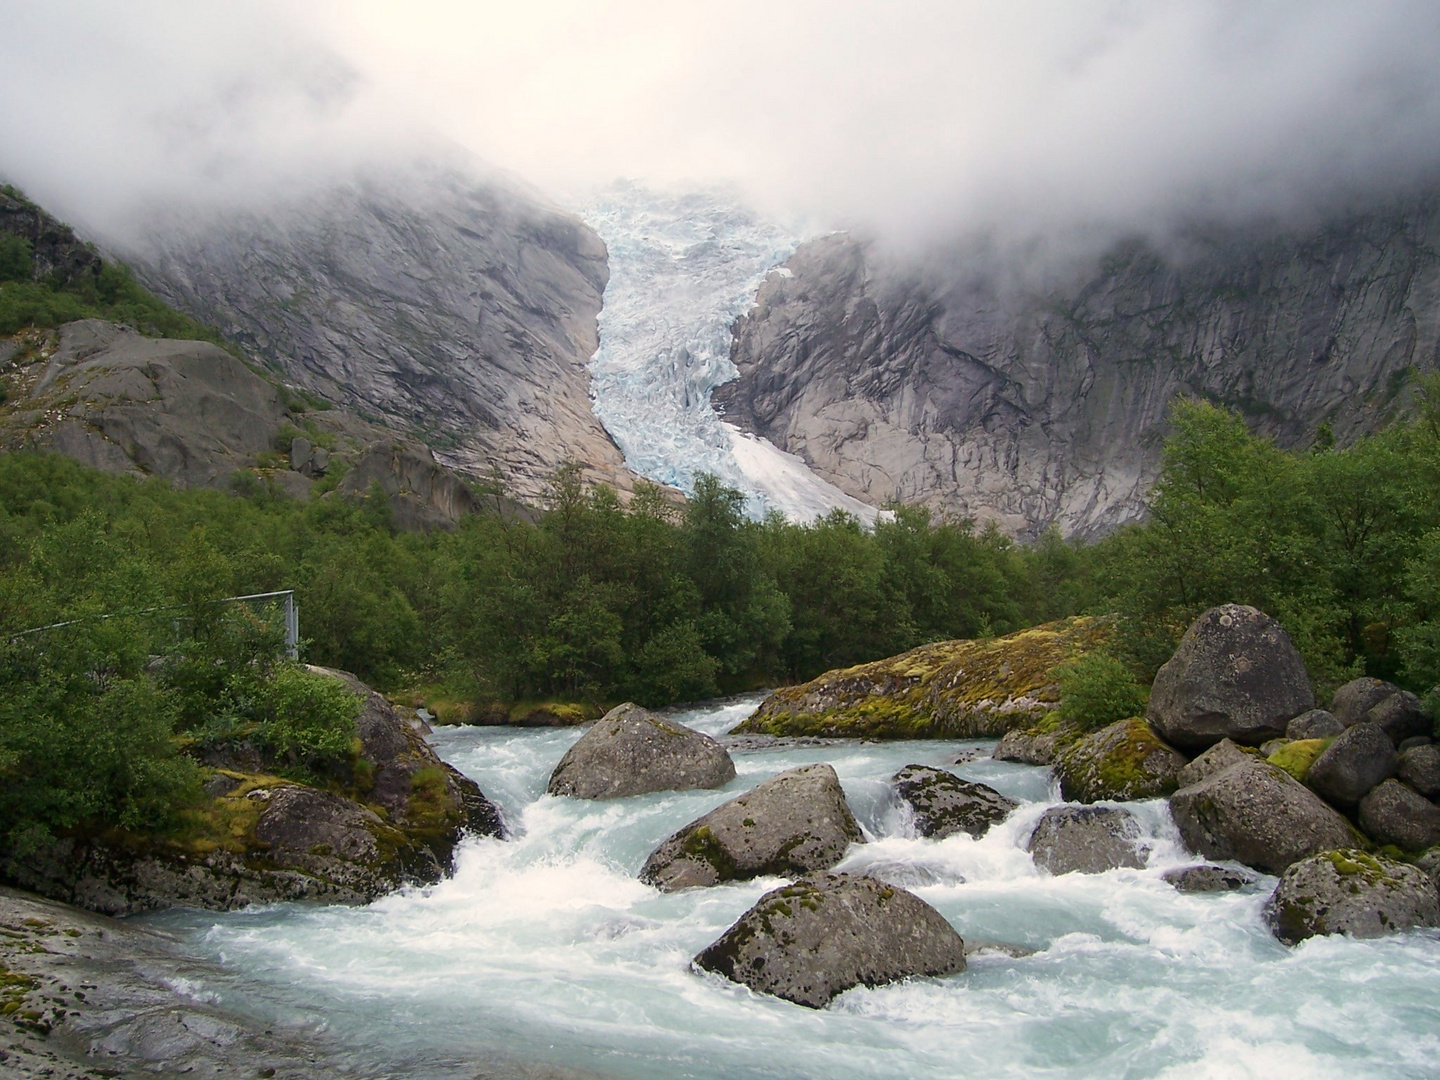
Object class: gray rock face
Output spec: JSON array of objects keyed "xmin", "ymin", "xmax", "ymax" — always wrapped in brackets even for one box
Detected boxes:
[
  {"xmin": 1169, "ymin": 758, "xmax": 1355, "ymax": 874},
  {"xmin": 1400, "ymin": 744, "xmax": 1440, "ymax": 799},
  {"xmin": 1146, "ymin": 605, "xmax": 1314, "ymax": 752},
  {"xmin": 1026, "ymin": 806, "xmax": 1146, "ymax": 875},
  {"xmin": 332, "ymin": 439, "xmax": 482, "ymax": 531},
  {"xmin": 1176, "ymin": 738, "xmax": 1258, "ymax": 788},
  {"xmin": 715, "ymin": 198, "xmax": 1440, "ymax": 538},
  {"xmin": 1357, "ymin": 780, "xmax": 1440, "ymax": 852},
  {"xmin": 1367, "ymin": 691, "xmax": 1432, "ymax": 746},
  {"xmin": 992, "ymin": 724, "xmax": 1079, "ymax": 765},
  {"xmin": 0, "ymin": 189, "xmax": 101, "ymax": 282},
  {"xmin": 1332, "ymin": 677, "xmax": 1402, "ymax": 727},
  {"xmin": 0, "ymin": 319, "xmax": 289, "ymax": 487},
  {"xmin": 892, "ymin": 764, "xmax": 1017, "ymax": 839},
  {"xmin": 1264, "ymin": 850, "xmax": 1440, "ymax": 944},
  {"xmin": 127, "ymin": 164, "xmax": 638, "ymax": 503},
  {"xmin": 693, "ymin": 873, "xmax": 966, "ymax": 1008},
  {"xmin": 1306, "ymin": 723, "xmax": 1399, "ymax": 807},
  {"xmin": 640, "ymin": 764, "xmax": 863, "ymax": 891},
  {"xmin": 1162, "ymin": 864, "xmax": 1255, "ymax": 893},
  {"xmin": 1053, "ymin": 717, "xmax": 1187, "ymax": 803},
  {"xmin": 547, "ymin": 702, "xmax": 736, "ymax": 800},
  {"xmin": 1287, "ymin": 709, "xmax": 1344, "ymax": 740}
]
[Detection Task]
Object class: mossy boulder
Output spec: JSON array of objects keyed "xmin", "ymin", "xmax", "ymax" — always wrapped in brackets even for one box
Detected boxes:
[
  {"xmin": 693, "ymin": 872, "xmax": 966, "ymax": 1008},
  {"xmin": 1267, "ymin": 737, "xmax": 1331, "ymax": 783},
  {"xmin": 733, "ymin": 617, "xmax": 1110, "ymax": 739},
  {"xmin": 1264, "ymin": 849, "xmax": 1440, "ymax": 944},
  {"xmin": 1053, "ymin": 718, "xmax": 1186, "ymax": 803},
  {"xmin": 547, "ymin": 702, "xmax": 736, "ymax": 800},
  {"xmin": 640, "ymin": 764, "xmax": 862, "ymax": 892},
  {"xmin": 891, "ymin": 765, "xmax": 1017, "ymax": 839}
]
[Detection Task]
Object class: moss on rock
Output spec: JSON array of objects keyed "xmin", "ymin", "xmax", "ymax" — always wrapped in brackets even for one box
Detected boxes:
[
  {"xmin": 1267, "ymin": 737, "xmax": 1332, "ymax": 783},
  {"xmin": 734, "ymin": 616, "xmax": 1111, "ymax": 739},
  {"xmin": 1054, "ymin": 718, "xmax": 1187, "ymax": 803}
]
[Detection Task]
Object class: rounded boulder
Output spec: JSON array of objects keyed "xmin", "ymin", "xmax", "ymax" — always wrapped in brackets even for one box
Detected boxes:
[
  {"xmin": 892, "ymin": 765, "xmax": 1017, "ymax": 839},
  {"xmin": 1264, "ymin": 849, "xmax": 1440, "ymax": 944},
  {"xmin": 1286, "ymin": 709, "xmax": 1344, "ymax": 741},
  {"xmin": 1305, "ymin": 723, "xmax": 1397, "ymax": 808},
  {"xmin": 1026, "ymin": 805, "xmax": 1146, "ymax": 875},
  {"xmin": 546, "ymin": 703, "xmax": 736, "ymax": 800},
  {"xmin": 1146, "ymin": 605, "xmax": 1314, "ymax": 753},
  {"xmin": 1399, "ymin": 744, "xmax": 1440, "ymax": 800},
  {"xmin": 1357, "ymin": 779, "xmax": 1440, "ymax": 852},
  {"xmin": 1053, "ymin": 718, "xmax": 1186, "ymax": 803},
  {"xmin": 694, "ymin": 872, "xmax": 966, "ymax": 1008}
]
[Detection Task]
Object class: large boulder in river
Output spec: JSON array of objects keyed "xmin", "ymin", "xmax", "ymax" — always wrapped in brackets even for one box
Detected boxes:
[
  {"xmin": 1146, "ymin": 605, "xmax": 1313, "ymax": 752},
  {"xmin": 1305, "ymin": 723, "xmax": 1397, "ymax": 807},
  {"xmin": 1264, "ymin": 849, "xmax": 1440, "ymax": 944},
  {"xmin": 1169, "ymin": 759, "xmax": 1354, "ymax": 874},
  {"xmin": 640, "ymin": 764, "xmax": 863, "ymax": 891},
  {"xmin": 892, "ymin": 765, "xmax": 1017, "ymax": 839},
  {"xmin": 1026, "ymin": 805, "xmax": 1146, "ymax": 875},
  {"xmin": 1357, "ymin": 780, "xmax": 1440, "ymax": 852},
  {"xmin": 992, "ymin": 721, "xmax": 1083, "ymax": 765},
  {"xmin": 546, "ymin": 703, "xmax": 735, "ymax": 800},
  {"xmin": 693, "ymin": 872, "xmax": 966, "ymax": 1008},
  {"xmin": 1053, "ymin": 718, "xmax": 1186, "ymax": 803}
]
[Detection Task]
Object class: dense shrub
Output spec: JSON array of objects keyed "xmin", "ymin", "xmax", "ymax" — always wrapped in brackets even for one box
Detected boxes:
[{"xmin": 1055, "ymin": 650, "xmax": 1150, "ymax": 732}]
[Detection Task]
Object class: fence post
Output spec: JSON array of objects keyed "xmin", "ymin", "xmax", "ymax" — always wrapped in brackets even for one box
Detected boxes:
[{"xmin": 285, "ymin": 592, "xmax": 299, "ymax": 660}]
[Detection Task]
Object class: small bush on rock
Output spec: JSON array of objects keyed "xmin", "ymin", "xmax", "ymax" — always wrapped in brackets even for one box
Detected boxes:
[
  {"xmin": 1055, "ymin": 651, "xmax": 1149, "ymax": 732},
  {"xmin": 255, "ymin": 665, "xmax": 363, "ymax": 773}
]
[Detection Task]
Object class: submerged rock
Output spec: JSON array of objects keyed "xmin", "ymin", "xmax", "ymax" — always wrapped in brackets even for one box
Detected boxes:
[
  {"xmin": 693, "ymin": 872, "xmax": 966, "ymax": 1008},
  {"xmin": 640, "ymin": 764, "xmax": 863, "ymax": 891},
  {"xmin": 1264, "ymin": 849, "xmax": 1440, "ymax": 944},
  {"xmin": 1169, "ymin": 759, "xmax": 1354, "ymax": 874},
  {"xmin": 732, "ymin": 617, "xmax": 1108, "ymax": 739},
  {"xmin": 1053, "ymin": 718, "xmax": 1186, "ymax": 803},
  {"xmin": 1357, "ymin": 780, "xmax": 1440, "ymax": 852},
  {"xmin": 1147, "ymin": 605, "xmax": 1313, "ymax": 752},
  {"xmin": 1306, "ymin": 723, "xmax": 1398, "ymax": 808},
  {"xmin": 1286, "ymin": 709, "xmax": 1344, "ymax": 740},
  {"xmin": 546, "ymin": 702, "xmax": 736, "ymax": 800},
  {"xmin": 1026, "ymin": 805, "xmax": 1146, "ymax": 875},
  {"xmin": 891, "ymin": 764, "xmax": 1017, "ymax": 839},
  {"xmin": 1162, "ymin": 864, "xmax": 1256, "ymax": 893}
]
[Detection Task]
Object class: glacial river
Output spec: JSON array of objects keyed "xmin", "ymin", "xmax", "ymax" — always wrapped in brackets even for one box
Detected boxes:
[{"xmin": 146, "ymin": 697, "xmax": 1440, "ymax": 1079}]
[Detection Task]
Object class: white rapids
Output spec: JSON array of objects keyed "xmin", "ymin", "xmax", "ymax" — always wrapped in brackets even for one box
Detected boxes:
[
  {"xmin": 578, "ymin": 183, "xmax": 880, "ymax": 524},
  {"xmin": 143, "ymin": 698, "xmax": 1440, "ymax": 1079}
]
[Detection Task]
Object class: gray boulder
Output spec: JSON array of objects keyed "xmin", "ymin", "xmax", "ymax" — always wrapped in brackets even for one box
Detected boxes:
[
  {"xmin": 1053, "ymin": 718, "xmax": 1187, "ymax": 803},
  {"xmin": 1367, "ymin": 691, "xmax": 1432, "ymax": 746},
  {"xmin": 1169, "ymin": 759, "xmax": 1354, "ymax": 874},
  {"xmin": 1026, "ymin": 806, "xmax": 1146, "ymax": 875},
  {"xmin": 640, "ymin": 764, "xmax": 863, "ymax": 891},
  {"xmin": 693, "ymin": 872, "xmax": 966, "ymax": 1008},
  {"xmin": 1400, "ymin": 736, "xmax": 1434, "ymax": 751},
  {"xmin": 1399, "ymin": 744, "xmax": 1440, "ymax": 800},
  {"xmin": 1332, "ymin": 677, "xmax": 1401, "ymax": 727},
  {"xmin": 1306, "ymin": 723, "xmax": 1398, "ymax": 807},
  {"xmin": 1286, "ymin": 709, "xmax": 1344, "ymax": 740},
  {"xmin": 1177, "ymin": 738, "xmax": 1258, "ymax": 788},
  {"xmin": 1357, "ymin": 780, "xmax": 1440, "ymax": 852},
  {"xmin": 1147, "ymin": 605, "xmax": 1314, "ymax": 752},
  {"xmin": 1264, "ymin": 849, "xmax": 1440, "ymax": 944},
  {"xmin": 1162, "ymin": 864, "xmax": 1255, "ymax": 893},
  {"xmin": 992, "ymin": 723, "xmax": 1080, "ymax": 765},
  {"xmin": 547, "ymin": 703, "xmax": 736, "ymax": 800},
  {"xmin": 892, "ymin": 765, "xmax": 1018, "ymax": 839}
]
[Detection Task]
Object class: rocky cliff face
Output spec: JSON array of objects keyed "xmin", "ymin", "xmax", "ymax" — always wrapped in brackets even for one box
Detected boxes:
[
  {"xmin": 716, "ymin": 196, "xmax": 1440, "ymax": 536},
  {"xmin": 125, "ymin": 165, "xmax": 636, "ymax": 503}
]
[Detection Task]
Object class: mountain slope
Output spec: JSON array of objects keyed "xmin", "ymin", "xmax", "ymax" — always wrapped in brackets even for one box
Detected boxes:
[
  {"xmin": 126, "ymin": 166, "xmax": 637, "ymax": 502},
  {"xmin": 716, "ymin": 195, "xmax": 1440, "ymax": 536}
]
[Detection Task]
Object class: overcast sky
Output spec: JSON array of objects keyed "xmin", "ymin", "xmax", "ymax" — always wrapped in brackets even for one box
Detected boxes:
[{"xmin": 3, "ymin": 0, "xmax": 1440, "ymax": 247}]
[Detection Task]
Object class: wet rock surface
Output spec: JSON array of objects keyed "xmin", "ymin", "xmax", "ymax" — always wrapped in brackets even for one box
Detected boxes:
[
  {"xmin": 1264, "ymin": 849, "xmax": 1440, "ymax": 944},
  {"xmin": 640, "ymin": 764, "xmax": 863, "ymax": 891},
  {"xmin": 1146, "ymin": 605, "xmax": 1314, "ymax": 753},
  {"xmin": 1162, "ymin": 865, "xmax": 1256, "ymax": 893},
  {"xmin": 891, "ymin": 765, "xmax": 1017, "ymax": 839},
  {"xmin": 547, "ymin": 702, "xmax": 736, "ymax": 800},
  {"xmin": 1026, "ymin": 805, "xmax": 1146, "ymax": 875},
  {"xmin": 1053, "ymin": 718, "xmax": 1186, "ymax": 803},
  {"xmin": 693, "ymin": 872, "xmax": 966, "ymax": 1008},
  {"xmin": 1169, "ymin": 759, "xmax": 1354, "ymax": 874}
]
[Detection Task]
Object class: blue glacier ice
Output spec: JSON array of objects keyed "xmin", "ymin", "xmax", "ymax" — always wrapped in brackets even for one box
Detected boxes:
[{"xmin": 579, "ymin": 182, "xmax": 880, "ymax": 523}]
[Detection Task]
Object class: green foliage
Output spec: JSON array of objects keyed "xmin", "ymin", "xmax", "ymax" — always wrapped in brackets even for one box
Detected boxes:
[
  {"xmin": 0, "ymin": 234, "xmax": 32, "ymax": 282},
  {"xmin": 1055, "ymin": 650, "xmax": 1149, "ymax": 732},
  {"xmin": 254, "ymin": 665, "xmax": 362, "ymax": 770}
]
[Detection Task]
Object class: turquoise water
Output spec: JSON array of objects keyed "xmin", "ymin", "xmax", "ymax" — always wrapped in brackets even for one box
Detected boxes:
[{"xmin": 145, "ymin": 696, "xmax": 1440, "ymax": 1079}]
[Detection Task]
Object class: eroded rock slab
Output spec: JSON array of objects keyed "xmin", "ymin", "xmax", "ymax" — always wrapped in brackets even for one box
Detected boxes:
[
  {"xmin": 640, "ymin": 764, "xmax": 862, "ymax": 891},
  {"xmin": 547, "ymin": 702, "xmax": 736, "ymax": 800},
  {"xmin": 693, "ymin": 873, "xmax": 966, "ymax": 1008},
  {"xmin": 892, "ymin": 765, "xmax": 1017, "ymax": 839},
  {"xmin": 1264, "ymin": 849, "xmax": 1440, "ymax": 944}
]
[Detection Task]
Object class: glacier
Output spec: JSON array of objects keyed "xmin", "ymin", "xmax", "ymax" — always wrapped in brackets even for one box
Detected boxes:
[{"xmin": 579, "ymin": 182, "xmax": 880, "ymax": 524}]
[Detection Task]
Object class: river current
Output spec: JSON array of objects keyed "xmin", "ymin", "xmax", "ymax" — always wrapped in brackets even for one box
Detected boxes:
[{"xmin": 144, "ymin": 697, "xmax": 1440, "ymax": 1079}]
